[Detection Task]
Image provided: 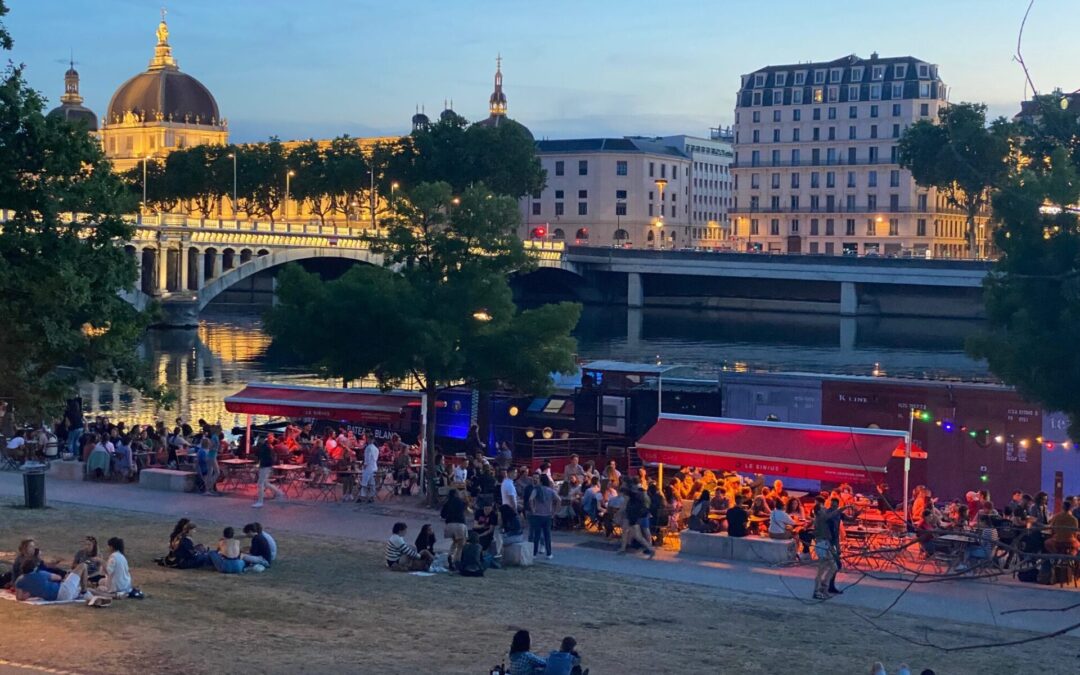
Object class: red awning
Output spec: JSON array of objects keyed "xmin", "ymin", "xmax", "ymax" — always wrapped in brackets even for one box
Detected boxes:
[
  {"xmin": 636, "ymin": 414, "xmax": 914, "ymax": 483},
  {"xmin": 224, "ymin": 383, "xmax": 423, "ymax": 425}
]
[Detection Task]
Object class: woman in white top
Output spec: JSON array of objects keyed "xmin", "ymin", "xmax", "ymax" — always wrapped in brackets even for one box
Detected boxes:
[
  {"xmin": 768, "ymin": 504, "xmax": 798, "ymax": 540},
  {"xmin": 99, "ymin": 537, "xmax": 132, "ymax": 595}
]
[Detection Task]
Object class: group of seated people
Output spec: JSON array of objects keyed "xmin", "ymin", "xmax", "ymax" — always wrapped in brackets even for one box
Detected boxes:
[
  {"xmin": 913, "ymin": 485, "xmax": 1080, "ymax": 562},
  {"xmin": 2, "ymin": 534, "xmax": 136, "ymax": 605},
  {"xmin": 159, "ymin": 518, "xmax": 277, "ymax": 574},
  {"xmin": 503, "ymin": 630, "xmax": 587, "ymax": 675}
]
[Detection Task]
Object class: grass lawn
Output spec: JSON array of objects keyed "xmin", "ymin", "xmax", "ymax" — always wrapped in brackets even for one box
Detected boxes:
[{"xmin": 0, "ymin": 503, "xmax": 1077, "ymax": 674}]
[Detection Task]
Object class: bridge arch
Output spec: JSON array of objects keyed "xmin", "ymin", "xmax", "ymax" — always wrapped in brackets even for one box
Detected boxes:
[
  {"xmin": 196, "ymin": 247, "xmax": 383, "ymax": 312},
  {"xmin": 510, "ymin": 265, "xmax": 592, "ymax": 303}
]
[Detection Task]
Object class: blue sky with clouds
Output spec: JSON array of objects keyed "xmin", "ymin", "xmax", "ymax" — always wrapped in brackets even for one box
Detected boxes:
[{"xmin": 7, "ymin": 0, "xmax": 1079, "ymax": 142}]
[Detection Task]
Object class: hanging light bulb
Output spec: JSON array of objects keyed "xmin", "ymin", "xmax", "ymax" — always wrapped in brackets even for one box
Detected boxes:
[{"xmin": 994, "ymin": 434, "xmax": 1005, "ymax": 444}]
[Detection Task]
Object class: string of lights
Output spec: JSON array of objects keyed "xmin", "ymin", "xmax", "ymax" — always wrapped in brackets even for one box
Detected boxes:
[{"xmin": 910, "ymin": 409, "xmax": 1072, "ymax": 453}]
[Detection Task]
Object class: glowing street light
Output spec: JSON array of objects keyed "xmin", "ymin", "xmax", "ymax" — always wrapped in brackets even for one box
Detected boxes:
[
  {"xmin": 284, "ymin": 169, "xmax": 296, "ymax": 220},
  {"xmin": 472, "ymin": 309, "xmax": 492, "ymax": 322},
  {"xmin": 227, "ymin": 152, "xmax": 238, "ymax": 215}
]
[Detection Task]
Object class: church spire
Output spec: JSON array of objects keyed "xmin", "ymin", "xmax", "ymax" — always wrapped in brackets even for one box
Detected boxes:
[
  {"xmin": 61, "ymin": 54, "xmax": 83, "ymax": 105},
  {"xmin": 148, "ymin": 7, "xmax": 178, "ymax": 71},
  {"xmin": 489, "ymin": 53, "xmax": 507, "ymax": 117}
]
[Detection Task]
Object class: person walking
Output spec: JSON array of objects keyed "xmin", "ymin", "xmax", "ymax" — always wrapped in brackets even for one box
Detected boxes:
[
  {"xmin": 440, "ymin": 488, "xmax": 468, "ymax": 570},
  {"xmin": 253, "ymin": 433, "xmax": 285, "ymax": 508},
  {"xmin": 359, "ymin": 435, "xmax": 380, "ymax": 503},
  {"xmin": 617, "ymin": 484, "xmax": 656, "ymax": 558},
  {"xmin": 529, "ymin": 475, "xmax": 560, "ymax": 559}
]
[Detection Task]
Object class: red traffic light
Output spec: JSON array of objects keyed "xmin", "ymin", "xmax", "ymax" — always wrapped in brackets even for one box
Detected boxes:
[{"xmin": 532, "ymin": 226, "xmax": 547, "ymax": 238}]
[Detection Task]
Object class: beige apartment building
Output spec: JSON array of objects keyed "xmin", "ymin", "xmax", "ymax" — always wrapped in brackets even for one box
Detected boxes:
[{"xmin": 731, "ymin": 53, "xmax": 985, "ymax": 258}]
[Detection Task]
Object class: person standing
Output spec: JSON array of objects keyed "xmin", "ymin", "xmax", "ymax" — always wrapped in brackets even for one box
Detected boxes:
[
  {"xmin": 529, "ymin": 475, "xmax": 560, "ymax": 559},
  {"xmin": 617, "ymin": 484, "xmax": 656, "ymax": 558},
  {"xmin": 440, "ymin": 488, "xmax": 468, "ymax": 570},
  {"xmin": 500, "ymin": 468, "xmax": 519, "ymax": 512},
  {"xmin": 812, "ymin": 497, "xmax": 843, "ymax": 599},
  {"xmin": 253, "ymin": 433, "xmax": 284, "ymax": 508},
  {"xmin": 359, "ymin": 436, "xmax": 380, "ymax": 503}
]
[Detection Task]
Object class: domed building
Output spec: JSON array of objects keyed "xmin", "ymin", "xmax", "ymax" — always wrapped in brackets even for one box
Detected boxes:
[
  {"xmin": 100, "ymin": 14, "xmax": 228, "ymax": 172},
  {"xmin": 473, "ymin": 56, "xmax": 532, "ymax": 140},
  {"xmin": 411, "ymin": 105, "xmax": 430, "ymax": 132},
  {"xmin": 47, "ymin": 60, "xmax": 98, "ymax": 131}
]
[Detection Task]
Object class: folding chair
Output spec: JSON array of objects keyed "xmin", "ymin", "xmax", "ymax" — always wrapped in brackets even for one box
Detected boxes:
[{"xmin": 305, "ymin": 476, "xmax": 339, "ymax": 503}]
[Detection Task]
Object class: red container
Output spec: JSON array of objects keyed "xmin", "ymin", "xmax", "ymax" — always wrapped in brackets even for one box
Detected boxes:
[{"xmin": 820, "ymin": 377, "xmax": 1042, "ymax": 502}]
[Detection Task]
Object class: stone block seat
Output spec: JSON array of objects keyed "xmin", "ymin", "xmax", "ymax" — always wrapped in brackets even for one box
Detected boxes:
[
  {"xmin": 139, "ymin": 467, "xmax": 196, "ymax": 492},
  {"xmin": 679, "ymin": 530, "xmax": 796, "ymax": 564},
  {"xmin": 48, "ymin": 460, "xmax": 86, "ymax": 481}
]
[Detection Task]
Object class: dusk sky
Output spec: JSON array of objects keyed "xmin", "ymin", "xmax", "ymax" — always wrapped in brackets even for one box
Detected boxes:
[{"xmin": 8, "ymin": 0, "xmax": 1079, "ymax": 142}]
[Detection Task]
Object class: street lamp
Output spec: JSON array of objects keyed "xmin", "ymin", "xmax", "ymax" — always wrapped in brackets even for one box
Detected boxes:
[
  {"xmin": 227, "ymin": 152, "xmax": 237, "ymax": 218},
  {"xmin": 284, "ymin": 169, "xmax": 296, "ymax": 221},
  {"xmin": 449, "ymin": 196, "xmax": 460, "ymax": 218},
  {"xmin": 141, "ymin": 154, "xmax": 149, "ymax": 215},
  {"xmin": 472, "ymin": 309, "xmax": 492, "ymax": 322}
]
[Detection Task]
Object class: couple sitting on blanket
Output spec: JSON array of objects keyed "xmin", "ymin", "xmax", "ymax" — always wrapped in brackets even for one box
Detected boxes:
[
  {"xmin": 9, "ymin": 536, "xmax": 135, "ymax": 605},
  {"xmin": 163, "ymin": 518, "xmax": 276, "ymax": 574}
]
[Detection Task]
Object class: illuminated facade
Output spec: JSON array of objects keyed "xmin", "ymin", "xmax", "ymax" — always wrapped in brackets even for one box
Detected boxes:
[{"xmin": 100, "ymin": 14, "xmax": 228, "ymax": 172}]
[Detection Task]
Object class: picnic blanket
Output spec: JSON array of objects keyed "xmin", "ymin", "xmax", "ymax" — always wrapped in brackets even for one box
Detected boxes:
[{"xmin": 0, "ymin": 588, "xmax": 90, "ymax": 606}]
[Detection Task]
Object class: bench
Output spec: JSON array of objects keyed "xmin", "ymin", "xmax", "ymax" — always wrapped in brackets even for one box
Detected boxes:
[
  {"xmin": 679, "ymin": 530, "xmax": 796, "ymax": 564},
  {"xmin": 140, "ymin": 468, "xmax": 197, "ymax": 492},
  {"xmin": 47, "ymin": 460, "xmax": 86, "ymax": 481}
]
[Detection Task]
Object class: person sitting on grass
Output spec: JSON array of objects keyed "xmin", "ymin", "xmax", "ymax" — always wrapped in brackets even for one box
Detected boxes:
[
  {"xmin": 72, "ymin": 535, "xmax": 103, "ymax": 583},
  {"xmin": 544, "ymin": 636, "xmax": 587, "ymax": 675},
  {"xmin": 414, "ymin": 523, "xmax": 437, "ymax": 559},
  {"xmin": 14, "ymin": 559, "xmax": 89, "ymax": 603},
  {"xmin": 458, "ymin": 531, "xmax": 486, "ymax": 577},
  {"xmin": 208, "ymin": 527, "xmax": 246, "ymax": 574},
  {"xmin": 241, "ymin": 523, "xmax": 273, "ymax": 570},
  {"xmin": 508, "ymin": 629, "xmax": 546, "ymax": 675},
  {"xmin": 98, "ymin": 537, "xmax": 133, "ymax": 595},
  {"xmin": 172, "ymin": 522, "xmax": 212, "ymax": 569},
  {"xmin": 385, "ymin": 522, "xmax": 433, "ymax": 571}
]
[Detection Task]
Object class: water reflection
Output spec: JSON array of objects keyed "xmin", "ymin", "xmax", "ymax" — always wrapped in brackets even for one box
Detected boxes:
[{"xmin": 81, "ymin": 307, "xmax": 990, "ymax": 424}]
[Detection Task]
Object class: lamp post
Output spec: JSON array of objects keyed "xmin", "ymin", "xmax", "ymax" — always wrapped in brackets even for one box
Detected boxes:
[
  {"xmin": 141, "ymin": 154, "xmax": 149, "ymax": 215},
  {"xmin": 450, "ymin": 196, "xmax": 460, "ymax": 218},
  {"xmin": 284, "ymin": 169, "xmax": 295, "ymax": 221},
  {"xmin": 369, "ymin": 168, "xmax": 376, "ymax": 230},
  {"xmin": 390, "ymin": 181, "xmax": 399, "ymax": 220},
  {"xmin": 227, "ymin": 152, "xmax": 237, "ymax": 218},
  {"xmin": 654, "ymin": 179, "xmax": 668, "ymax": 250}
]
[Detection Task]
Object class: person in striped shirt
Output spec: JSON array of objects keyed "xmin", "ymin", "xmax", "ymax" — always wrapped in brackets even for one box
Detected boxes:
[{"xmin": 385, "ymin": 522, "xmax": 433, "ymax": 571}]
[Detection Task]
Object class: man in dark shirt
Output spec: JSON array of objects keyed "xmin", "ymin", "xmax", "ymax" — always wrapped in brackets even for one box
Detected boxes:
[
  {"xmin": 726, "ymin": 498, "xmax": 750, "ymax": 537},
  {"xmin": 253, "ymin": 434, "xmax": 284, "ymax": 508},
  {"xmin": 440, "ymin": 489, "xmax": 468, "ymax": 569}
]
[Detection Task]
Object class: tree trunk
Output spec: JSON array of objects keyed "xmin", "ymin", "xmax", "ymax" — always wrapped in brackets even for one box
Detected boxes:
[{"xmin": 425, "ymin": 380, "xmax": 439, "ymax": 507}]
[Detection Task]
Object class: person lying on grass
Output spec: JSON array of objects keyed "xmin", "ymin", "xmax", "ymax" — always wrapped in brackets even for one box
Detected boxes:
[
  {"xmin": 385, "ymin": 522, "xmax": 433, "ymax": 571},
  {"xmin": 13, "ymin": 559, "xmax": 89, "ymax": 602}
]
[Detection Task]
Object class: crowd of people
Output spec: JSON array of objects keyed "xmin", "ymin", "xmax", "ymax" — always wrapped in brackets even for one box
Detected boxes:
[{"xmin": 1, "ymin": 535, "xmax": 137, "ymax": 606}]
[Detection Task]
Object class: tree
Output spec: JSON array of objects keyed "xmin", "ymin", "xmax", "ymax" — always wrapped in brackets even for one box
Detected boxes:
[
  {"xmin": 266, "ymin": 182, "xmax": 580, "ymax": 502},
  {"xmin": 0, "ymin": 0, "xmax": 158, "ymax": 424},
  {"xmin": 238, "ymin": 139, "xmax": 287, "ymax": 223},
  {"xmin": 968, "ymin": 93, "xmax": 1080, "ymax": 436},
  {"xmin": 898, "ymin": 103, "xmax": 1013, "ymax": 257},
  {"xmin": 287, "ymin": 141, "xmax": 333, "ymax": 225}
]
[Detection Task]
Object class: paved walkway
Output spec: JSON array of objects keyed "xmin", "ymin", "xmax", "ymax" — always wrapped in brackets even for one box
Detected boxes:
[{"xmin": 3, "ymin": 472, "xmax": 1078, "ymax": 641}]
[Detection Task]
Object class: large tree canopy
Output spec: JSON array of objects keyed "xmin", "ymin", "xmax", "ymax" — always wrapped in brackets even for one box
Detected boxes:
[
  {"xmin": 0, "ymin": 0, "xmax": 157, "ymax": 424},
  {"xmin": 898, "ymin": 102, "xmax": 1013, "ymax": 257},
  {"xmin": 266, "ymin": 181, "xmax": 580, "ymax": 498},
  {"xmin": 968, "ymin": 94, "xmax": 1080, "ymax": 435}
]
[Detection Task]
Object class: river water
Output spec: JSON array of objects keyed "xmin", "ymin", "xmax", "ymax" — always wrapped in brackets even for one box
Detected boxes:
[{"xmin": 79, "ymin": 306, "xmax": 990, "ymax": 427}]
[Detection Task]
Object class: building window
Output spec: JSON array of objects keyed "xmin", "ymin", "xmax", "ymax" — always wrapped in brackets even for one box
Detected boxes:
[
  {"xmin": 868, "ymin": 171, "xmax": 877, "ymax": 187},
  {"xmin": 889, "ymin": 218, "xmax": 899, "ymax": 236},
  {"xmin": 532, "ymin": 202, "xmax": 541, "ymax": 215},
  {"xmin": 813, "ymin": 88, "xmax": 824, "ymax": 103},
  {"xmin": 892, "ymin": 103, "xmax": 901, "ymax": 116},
  {"xmin": 771, "ymin": 173, "xmax": 780, "ymax": 189},
  {"xmin": 891, "ymin": 82, "xmax": 904, "ymax": 99},
  {"xmin": 846, "ymin": 195, "xmax": 856, "ymax": 210},
  {"xmin": 616, "ymin": 160, "xmax": 628, "ymax": 176},
  {"xmin": 919, "ymin": 82, "xmax": 931, "ymax": 98},
  {"xmin": 894, "ymin": 64, "xmax": 907, "ymax": 79},
  {"xmin": 649, "ymin": 161, "xmax": 655, "ymax": 177},
  {"xmin": 826, "ymin": 171, "xmax": 836, "ymax": 188},
  {"xmin": 814, "ymin": 70, "xmax": 826, "ymax": 84},
  {"xmin": 867, "ymin": 219, "xmax": 877, "ymax": 235},
  {"xmin": 791, "ymin": 149, "xmax": 800, "ymax": 164},
  {"xmin": 753, "ymin": 91, "xmax": 762, "ymax": 105},
  {"xmin": 792, "ymin": 109, "xmax": 802, "ymax": 121},
  {"xmin": 889, "ymin": 194, "xmax": 899, "ymax": 211},
  {"xmin": 870, "ymin": 124, "xmax": 878, "ymax": 139},
  {"xmin": 872, "ymin": 65, "xmax": 884, "ymax": 80},
  {"xmin": 828, "ymin": 87, "xmax": 839, "ymax": 102},
  {"xmin": 754, "ymin": 73, "xmax": 765, "ymax": 87},
  {"xmin": 828, "ymin": 107, "xmax": 837, "ymax": 120},
  {"xmin": 918, "ymin": 193, "xmax": 928, "ymax": 211},
  {"xmin": 661, "ymin": 164, "xmax": 667, "ymax": 179},
  {"xmin": 830, "ymin": 68, "xmax": 842, "ymax": 83},
  {"xmin": 890, "ymin": 145, "xmax": 899, "ymax": 163},
  {"xmin": 578, "ymin": 202, "xmax": 587, "ymax": 215},
  {"xmin": 794, "ymin": 128, "xmax": 802, "ymax": 142},
  {"xmin": 792, "ymin": 89, "xmax": 803, "ymax": 105},
  {"xmin": 775, "ymin": 72, "xmax": 787, "ymax": 86},
  {"xmin": 578, "ymin": 160, "xmax": 588, "ymax": 176},
  {"xmin": 847, "ymin": 84, "xmax": 860, "ymax": 101},
  {"xmin": 794, "ymin": 71, "xmax": 806, "ymax": 85},
  {"xmin": 791, "ymin": 219, "xmax": 800, "ymax": 234},
  {"xmin": 810, "ymin": 172, "xmax": 820, "ymax": 188},
  {"xmin": 892, "ymin": 123, "xmax": 901, "ymax": 138},
  {"xmin": 578, "ymin": 189, "xmax": 588, "ymax": 199},
  {"xmin": 917, "ymin": 218, "xmax": 927, "ymax": 236},
  {"xmin": 791, "ymin": 173, "xmax": 800, "ymax": 189},
  {"xmin": 772, "ymin": 129, "xmax": 780, "ymax": 142},
  {"xmin": 870, "ymin": 104, "xmax": 879, "ymax": 118},
  {"xmin": 890, "ymin": 170, "xmax": 900, "ymax": 187},
  {"xmin": 848, "ymin": 147, "xmax": 857, "ymax": 164},
  {"xmin": 868, "ymin": 195, "xmax": 877, "ymax": 210},
  {"xmin": 616, "ymin": 189, "xmax": 627, "ymax": 199},
  {"xmin": 554, "ymin": 201, "xmax": 564, "ymax": 216},
  {"xmin": 870, "ymin": 84, "xmax": 881, "ymax": 100},
  {"xmin": 810, "ymin": 218, "xmax": 819, "ymax": 235},
  {"xmin": 555, "ymin": 190, "xmax": 564, "ymax": 199},
  {"xmin": 648, "ymin": 204, "xmax": 653, "ymax": 217},
  {"xmin": 555, "ymin": 161, "xmax": 564, "ymax": 176},
  {"xmin": 773, "ymin": 89, "xmax": 784, "ymax": 104},
  {"xmin": 826, "ymin": 218, "xmax": 835, "ymax": 235},
  {"xmin": 616, "ymin": 202, "xmax": 627, "ymax": 216},
  {"xmin": 847, "ymin": 171, "xmax": 856, "ymax": 188},
  {"xmin": 828, "ymin": 126, "xmax": 836, "ymax": 141},
  {"xmin": 851, "ymin": 66, "xmax": 864, "ymax": 82},
  {"xmin": 869, "ymin": 146, "xmax": 879, "ymax": 163},
  {"xmin": 751, "ymin": 173, "xmax": 760, "ymax": 189},
  {"xmin": 773, "ymin": 109, "xmax": 782, "ymax": 122},
  {"xmin": 770, "ymin": 219, "xmax": 780, "ymax": 235},
  {"xmin": 845, "ymin": 219, "xmax": 856, "ymax": 236},
  {"xmin": 750, "ymin": 218, "xmax": 760, "ymax": 235},
  {"xmin": 673, "ymin": 165, "xmax": 679, "ymax": 179},
  {"xmin": 849, "ymin": 105, "xmax": 858, "ymax": 119},
  {"xmin": 920, "ymin": 103, "xmax": 930, "ymax": 116},
  {"xmin": 918, "ymin": 64, "xmax": 930, "ymax": 78}
]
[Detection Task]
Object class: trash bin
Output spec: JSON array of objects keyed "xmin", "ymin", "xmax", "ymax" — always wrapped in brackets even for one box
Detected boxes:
[{"xmin": 22, "ymin": 465, "xmax": 46, "ymax": 508}]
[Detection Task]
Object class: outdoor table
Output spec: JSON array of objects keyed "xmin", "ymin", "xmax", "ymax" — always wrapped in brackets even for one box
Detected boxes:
[
  {"xmin": 272, "ymin": 464, "xmax": 306, "ymax": 497},
  {"xmin": 220, "ymin": 458, "xmax": 256, "ymax": 490},
  {"xmin": 933, "ymin": 532, "xmax": 978, "ymax": 572}
]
